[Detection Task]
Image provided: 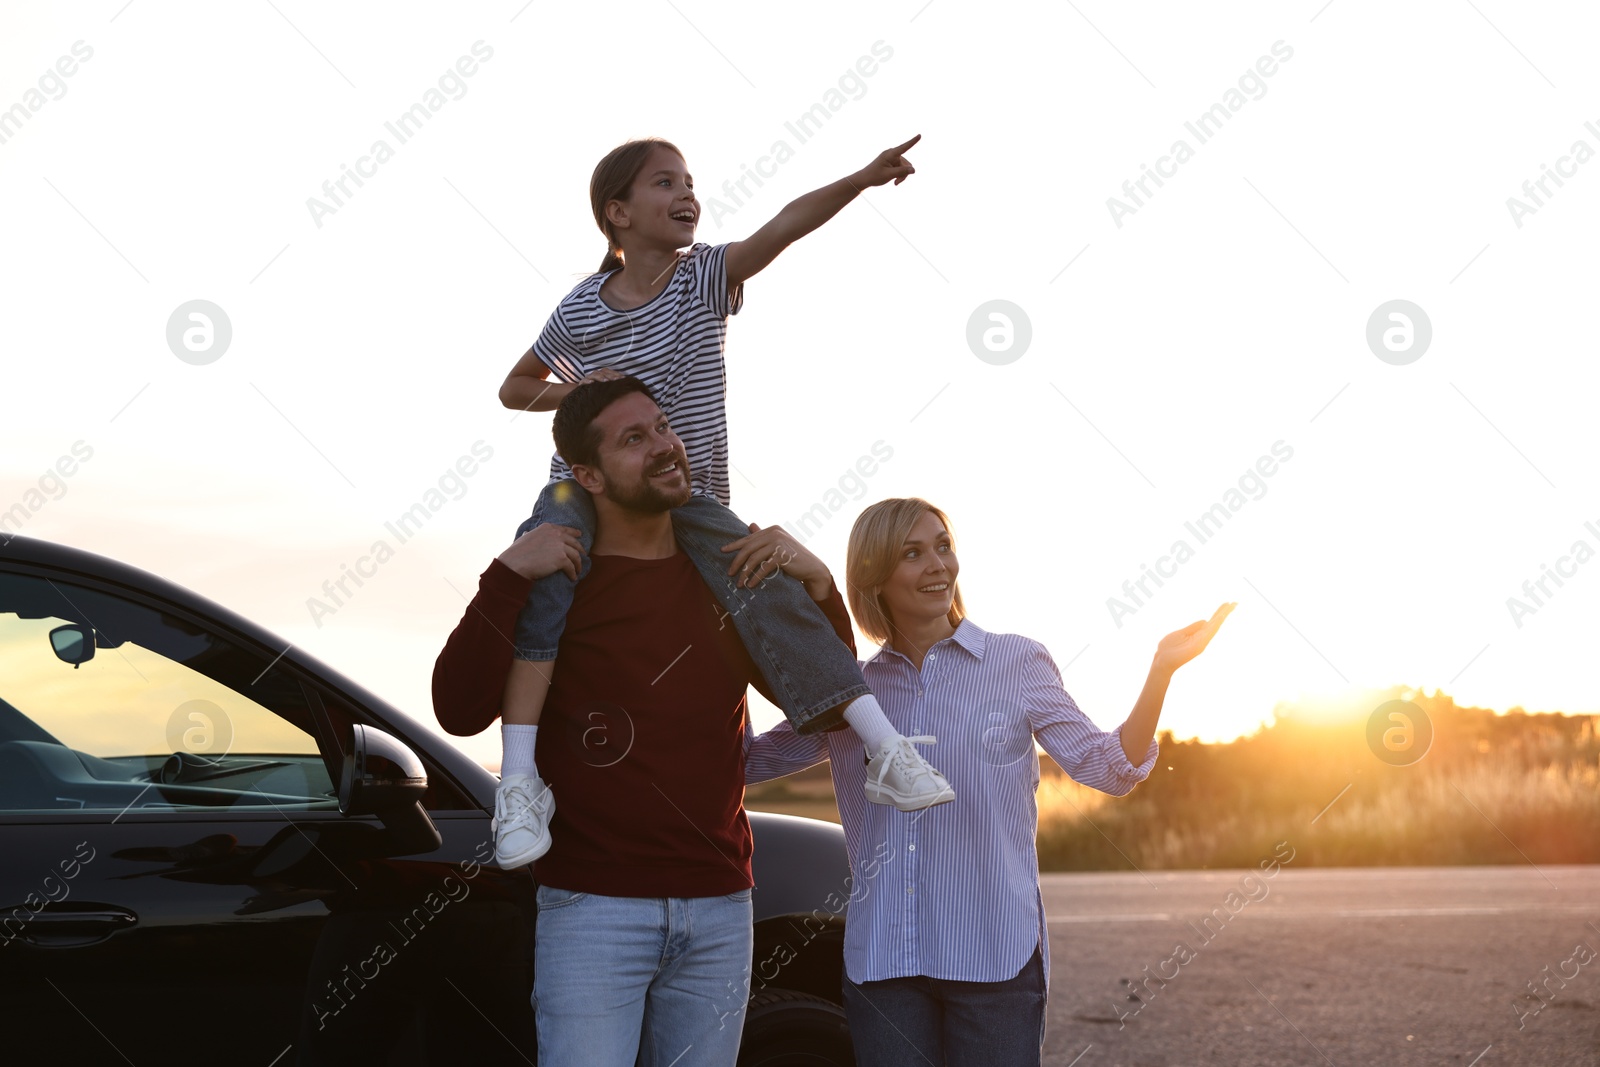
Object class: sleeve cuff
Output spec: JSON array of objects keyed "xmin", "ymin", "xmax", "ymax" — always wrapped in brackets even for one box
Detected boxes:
[
  {"xmin": 1113, "ymin": 728, "xmax": 1160, "ymax": 781},
  {"xmin": 534, "ymin": 350, "xmax": 567, "ymax": 380}
]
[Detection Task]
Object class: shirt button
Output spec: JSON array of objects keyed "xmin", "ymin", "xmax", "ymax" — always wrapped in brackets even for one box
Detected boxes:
[
  {"xmin": 906, "ymin": 886, "xmax": 915, "ymax": 894},
  {"xmin": 907, "ymin": 844, "xmax": 916, "ymax": 852}
]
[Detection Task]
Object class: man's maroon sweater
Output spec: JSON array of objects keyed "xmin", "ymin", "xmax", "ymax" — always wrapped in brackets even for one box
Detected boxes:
[{"xmin": 432, "ymin": 550, "xmax": 854, "ymax": 897}]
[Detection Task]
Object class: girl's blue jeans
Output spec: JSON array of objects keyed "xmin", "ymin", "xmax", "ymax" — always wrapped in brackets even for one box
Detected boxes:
[{"xmin": 511, "ymin": 479, "xmax": 866, "ymax": 735}]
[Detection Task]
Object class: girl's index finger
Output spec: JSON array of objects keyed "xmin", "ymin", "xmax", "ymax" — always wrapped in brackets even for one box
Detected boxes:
[{"xmin": 893, "ymin": 134, "xmax": 921, "ymax": 154}]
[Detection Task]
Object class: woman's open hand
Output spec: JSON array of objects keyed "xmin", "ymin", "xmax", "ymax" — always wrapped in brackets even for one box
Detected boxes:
[{"xmin": 1154, "ymin": 602, "xmax": 1236, "ymax": 675}]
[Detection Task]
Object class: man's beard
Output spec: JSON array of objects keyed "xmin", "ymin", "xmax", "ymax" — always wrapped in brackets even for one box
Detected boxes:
[{"xmin": 607, "ymin": 452, "xmax": 693, "ymax": 513}]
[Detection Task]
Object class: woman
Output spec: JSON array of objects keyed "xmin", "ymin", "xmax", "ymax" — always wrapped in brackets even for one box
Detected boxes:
[{"xmin": 745, "ymin": 497, "xmax": 1233, "ymax": 1066}]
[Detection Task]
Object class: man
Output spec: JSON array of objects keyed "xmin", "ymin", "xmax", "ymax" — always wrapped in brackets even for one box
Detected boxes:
[{"xmin": 431, "ymin": 377, "xmax": 854, "ymax": 1065}]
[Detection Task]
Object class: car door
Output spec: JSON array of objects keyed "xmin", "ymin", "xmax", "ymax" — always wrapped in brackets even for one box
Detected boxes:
[{"xmin": 0, "ymin": 565, "xmax": 536, "ymax": 1065}]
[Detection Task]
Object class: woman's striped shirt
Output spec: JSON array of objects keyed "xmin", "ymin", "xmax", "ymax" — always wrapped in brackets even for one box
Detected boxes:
[{"xmin": 745, "ymin": 618, "xmax": 1159, "ymax": 985}]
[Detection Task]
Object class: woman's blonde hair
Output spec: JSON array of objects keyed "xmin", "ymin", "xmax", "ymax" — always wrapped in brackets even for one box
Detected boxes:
[{"xmin": 846, "ymin": 497, "xmax": 965, "ymax": 646}]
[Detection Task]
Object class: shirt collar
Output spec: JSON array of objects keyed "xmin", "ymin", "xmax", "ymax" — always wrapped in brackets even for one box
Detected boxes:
[
  {"xmin": 867, "ymin": 618, "xmax": 987, "ymax": 665},
  {"xmin": 950, "ymin": 618, "xmax": 987, "ymax": 658}
]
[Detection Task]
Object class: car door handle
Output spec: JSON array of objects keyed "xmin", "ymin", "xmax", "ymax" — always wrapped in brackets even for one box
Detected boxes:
[{"xmin": 2, "ymin": 904, "xmax": 137, "ymax": 947}]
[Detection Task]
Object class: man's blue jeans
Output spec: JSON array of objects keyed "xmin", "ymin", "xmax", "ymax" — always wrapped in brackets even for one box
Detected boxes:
[
  {"xmin": 532, "ymin": 885, "xmax": 754, "ymax": 1066},
  {"xmin": 511, "ymin": 479, "xmax": 867, "ymax": 734},
  {"xmin": 840, "ymin": 944, "xmax": 1047, "ymax": 1067}
]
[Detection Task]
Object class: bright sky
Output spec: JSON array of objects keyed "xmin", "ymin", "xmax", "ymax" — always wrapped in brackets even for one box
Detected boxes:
[{"xmin": 4, "ymin": 1, "xmax": 1597, "ymax": 771}]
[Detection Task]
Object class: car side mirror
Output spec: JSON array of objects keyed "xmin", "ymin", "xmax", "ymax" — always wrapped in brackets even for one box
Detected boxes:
[
  {"xmin": 339, "ymin": 724, "xmax": 441, "ymax": 855},
  {"xmin": 49, "ymin": 623, "xmax": 94, "ymax": 668}
]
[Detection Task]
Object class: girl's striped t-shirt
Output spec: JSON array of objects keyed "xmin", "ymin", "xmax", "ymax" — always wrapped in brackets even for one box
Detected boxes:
[{"xmin": 531, "ymin": 242, "xmax": 742, "ymax": 506}]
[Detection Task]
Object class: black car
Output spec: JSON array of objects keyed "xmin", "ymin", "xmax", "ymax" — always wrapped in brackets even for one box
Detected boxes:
[{"xmin": 0, "ymin": 535, "xmax": 856, "ymax": 1066}]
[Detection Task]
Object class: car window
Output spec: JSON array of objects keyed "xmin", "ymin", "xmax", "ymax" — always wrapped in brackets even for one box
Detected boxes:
[{"xmin": 0, "ymin": 572, "xmax": 336, "ymax": 815}]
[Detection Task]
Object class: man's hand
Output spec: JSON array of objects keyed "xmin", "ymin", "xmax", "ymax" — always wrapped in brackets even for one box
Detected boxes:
[
  {"xmin": 851, "ymin": 134, "xmax": 920, "ymax": 188},
  {"xmin": 498, "ymin": 524, "xmax": 585, "ymax": 581},
  {"xmin": 721, "ymin": 523, "xmax": 832, "ymax": 597},
  {"xmin": 578, "ymin": 368, "xmax": 624, "ymax": 386},
  {"xmin": 1153, "ymin": 602, "xmax": 1236, "ymax": 676}
]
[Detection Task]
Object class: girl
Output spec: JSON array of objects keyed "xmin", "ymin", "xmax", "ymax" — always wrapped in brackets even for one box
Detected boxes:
[
  {"xmin": 746, "ymin": 498, "xmax": 1234, "ymax": 1066},
  {"xmin": 488, "ymin": 137, "xmax": 953, "ymax": 869}
]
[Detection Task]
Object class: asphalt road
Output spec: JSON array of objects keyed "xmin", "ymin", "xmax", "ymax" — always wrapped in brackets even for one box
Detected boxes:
[{"xmin": 1038, "ymin": 865, "xmax": 1600, "ymax": 1066}]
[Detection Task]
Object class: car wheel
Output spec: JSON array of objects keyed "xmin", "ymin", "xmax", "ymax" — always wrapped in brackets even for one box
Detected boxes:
[{"xmin": 736, "ymin": 989, "xmax": 855, "ymax": 1066}]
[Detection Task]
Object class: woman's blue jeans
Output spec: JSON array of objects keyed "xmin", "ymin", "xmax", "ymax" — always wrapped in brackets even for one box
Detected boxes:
[
  {"xmin": 840, "ymin": 944, "xmax": 1047, "ymax": 1067},
  {"xmin": 512, "ymin": 479, "xmax": 866, "ymax": 734}
]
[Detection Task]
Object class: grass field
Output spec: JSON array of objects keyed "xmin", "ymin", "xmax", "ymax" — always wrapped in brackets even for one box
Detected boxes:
[{"xmin": 744, "ymin": 686, "xmax": 1600, "ymax": 870}]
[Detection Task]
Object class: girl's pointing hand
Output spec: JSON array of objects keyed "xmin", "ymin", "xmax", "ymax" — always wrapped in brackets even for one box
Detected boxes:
[{"xmin": 854, "ymin": 134, "xmax": 921, "ymax": 188}]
